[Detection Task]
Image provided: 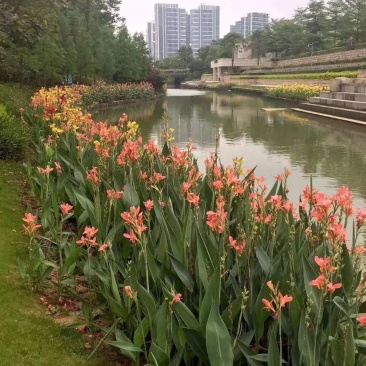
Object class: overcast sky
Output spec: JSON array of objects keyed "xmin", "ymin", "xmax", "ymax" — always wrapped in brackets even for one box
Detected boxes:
[{"xmin": 120, "ymin": 0, "xmax": 309, "ymax": 37}]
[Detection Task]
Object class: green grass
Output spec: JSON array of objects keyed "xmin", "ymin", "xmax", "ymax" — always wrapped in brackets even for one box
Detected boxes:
[{"xmin": 0, "ymin": 161, "xmax": 109, "ymax": 366}]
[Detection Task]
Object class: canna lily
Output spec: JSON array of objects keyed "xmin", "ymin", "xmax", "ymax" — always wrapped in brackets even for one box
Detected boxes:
[
  {"xmin": 279, "ymin": 292, "xmax": 293, "ymax": 307},
  {"xmin": 326, "ymin": 282, "xmax": 342, "ymax": 293},
  {"xmin": 314, "ymin": 256, "xmax": 336, "ymax": 273},
  {"xmin": 60, "ymin": 203, "xmax": 73, "ymax": 216},
  {"xmin": 144, "ymin": 200, "xmax": 154, "ymax": 211},
  {"xmin": 171, "ymin": 293, "xmax": 182, "ymax": 303},
  {"xmin": 357, "ymin": 314, "xmax": 366, "ymax": 326},
  {"xmin": 124, "ymin": 286, "xmax": 134, "ymax": 299},
  {"xmin": 187, "ymin": 192, "xmax": 200, "ymax": 207},
  {"xmin": 262, "ymin": 298, "xmax": 276, "ymax": 313},
  {"xmin": 99, "ymin": 243, "xmax": 108, "ymax": 253},
  {"xmin": 310, "ymin": 275, "xmax": 326, "ymax": 289}
]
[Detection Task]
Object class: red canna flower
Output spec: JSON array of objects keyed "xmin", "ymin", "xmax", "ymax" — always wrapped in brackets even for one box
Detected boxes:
[{"xmin": 107, "ymin": 189, "xmax": 124, "ymax": 201}]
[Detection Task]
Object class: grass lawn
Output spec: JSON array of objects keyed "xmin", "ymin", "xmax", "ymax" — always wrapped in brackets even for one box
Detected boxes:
[{"xmin": 0, "ymin": 161, "xmax": 109, "ymax": 366}]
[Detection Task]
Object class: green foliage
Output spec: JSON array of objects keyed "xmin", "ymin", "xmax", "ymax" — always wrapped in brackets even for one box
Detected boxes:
[
  {"xmin": 21, "ymin": 87, "xmax": 366, "ymax": 365},
  {"xmin": 0, "ymin": 113, "xmax": 29, "ymax": 160},
  {"xmin": 233, "ymin": 70, "xmax": 358, "ymax": 80},
  {"xmin": 0, "ymin": 0, "xmax": 152, "ymax": 86},
  {"xmin": 0, "ymin": 83, "xmax": 34, "ymax": 116}
]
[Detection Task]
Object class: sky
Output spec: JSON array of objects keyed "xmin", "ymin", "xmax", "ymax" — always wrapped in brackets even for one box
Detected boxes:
[{"xmin": 120, "ymin": 0, "xmax": 309, "ymax": 37}]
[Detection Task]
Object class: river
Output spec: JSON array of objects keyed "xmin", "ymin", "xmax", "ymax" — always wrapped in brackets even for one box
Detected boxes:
[{"xmin": 94, "ymin": 89, "xmax": 366, "ymax": 233}]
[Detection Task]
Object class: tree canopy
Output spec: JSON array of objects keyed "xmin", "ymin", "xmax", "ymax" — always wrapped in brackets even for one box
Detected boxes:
[{"xmin": 0, "ymin": 0, "xmax": 152, "ymax": 85}]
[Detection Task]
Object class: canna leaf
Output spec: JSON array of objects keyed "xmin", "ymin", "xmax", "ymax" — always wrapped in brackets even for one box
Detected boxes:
[{"xmin": 206, "ymin": 306, "xmax": 234, "ymax": 366}]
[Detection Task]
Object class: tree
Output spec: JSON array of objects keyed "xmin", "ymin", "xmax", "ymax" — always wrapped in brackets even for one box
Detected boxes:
[
  {"xmin": 178, "ymin": 46, "xmax": 194, "ymax": 68},
  {"xmin": 250, "ymin": 30, "xmax": 268, "ymax": 65}
]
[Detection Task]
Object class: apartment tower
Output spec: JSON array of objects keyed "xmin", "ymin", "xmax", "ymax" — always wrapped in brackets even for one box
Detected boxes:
[
  {"xmin": 190, "ymin": 4, "xmax": 220, "ymax": 55},
  {"xmin": 230, "ymin": 12, "xmax": 269, "ymax": 39},
  {"xmin": 153, "ymin": 3, "xmax": 189, "ymax": 60}
]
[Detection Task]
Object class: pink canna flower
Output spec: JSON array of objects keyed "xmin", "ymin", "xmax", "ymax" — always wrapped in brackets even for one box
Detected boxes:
[
  {"xmin": 22, "ymin": 212, "xmax": 42, "ymax": 235},
  {"xmin": 144, "ymin": 200, "xmax": 154, "ymax": 211},
  {"xmin": 279, "ymin": 292, "xmax": 293, "ymax": 307},
  {"xmin": 99, "ymin": 243, "xmax": 108, "ymax": 253},
  {"xmin": 171, "ymin": 293, "xmax": 182, "ymax": 303},
  {"xmin": 54, "ymin": 162, "xmax": 62, "ymax": 174},
  {"xmin": 326, "ymin": 282, "xmax": 342, "ymax": 293},
  {"xmin": 123, "ymin": 229, "xmax": 139, "ymax": 244},
  {"xmin": 39, "ymin": 166, "xmax": 54, "ymax": 174},
  {"xmin": 310, "ymin": 275, "xmax": 326, "ymax": 289},
  {"xmin": 357, "ymin": 314, "xmax": 366, "ymax": 326},
  {"xmin": 187, "ymin": 192, "xmax": 200, "ymax": 207},
  {"xmin": 106, "ymin": 189, "xmax": 124, "ymax": 201},
  {"xmin": 181, "ymin": 182, "xmax": 191, "ymax": 192},
  {"xmin": 314, "ymin": 256, "xmax": 336, "ymax": 273},
  {"xmin": 83, "ymin": 226, "xmax": 98, "ymax": 239},
  {"xmin": 212, "ymin": 180, "xmax": 224, "ymax": 190},
  {"xmin": 267, "ymin": 281, "xmax": 275, "ymax": 293},
  {"xmin": 262, "ymin": 298, "xmax": 276, "ymax": 313},
  {"xmin": 124, "ymin": 286, "xmax": 134, "ymax": 299},
  {"xmin": 60, "ymin": 203, "xmax": 73, "ymax": 216}
]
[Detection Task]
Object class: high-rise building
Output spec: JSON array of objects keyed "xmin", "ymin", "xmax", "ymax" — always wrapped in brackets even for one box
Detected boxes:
[
  {"xmin": 190, "ymin": 4, "xmax": 220, "ymax": 55},
  {"xmin": 153, "ymin": 3, "xmax": 189, "ymax": 60},
  {"xmin": 230, "ymin": 13, "xmax": 269, "ymax": 39},
  {"xmin": 146, "ymin": 21, "xmax": 156, "ymax": 60}
]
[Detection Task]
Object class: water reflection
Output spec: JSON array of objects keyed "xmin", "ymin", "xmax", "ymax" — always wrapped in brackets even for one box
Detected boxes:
[{"xmin": 93, "ymin": 90, "xmax": 366, "ymax": 208}]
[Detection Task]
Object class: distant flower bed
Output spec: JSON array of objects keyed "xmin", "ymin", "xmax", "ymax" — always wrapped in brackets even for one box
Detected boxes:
[
  {"xmin": 233, "ymin": 71, "xmax": 358, "ymax": 80},
  {"xmin": 79, "ymin": 81, "xmax": 155, "ymax": 107},
  {"xmin": 264, "ymin": 84, "xmax": 328, "ymax": 101},
  {"xmin": 20, "ymin": 86, "xmax": 366, "ymax": 365}
]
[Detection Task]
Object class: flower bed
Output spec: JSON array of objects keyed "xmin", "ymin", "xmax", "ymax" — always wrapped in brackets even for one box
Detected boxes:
[
  {"xmin": 264, "ymin": 84, "xmax": 329, "ymax": 101},
  {"xmin": 21, "ymin": 85, "xmax": 366, "ymax": 365},
  {"xmin": 233, "ymin": 71, "xmax": 358, "ymax": 80}
]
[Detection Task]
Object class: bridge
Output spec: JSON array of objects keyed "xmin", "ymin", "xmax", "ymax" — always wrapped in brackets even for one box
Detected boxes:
[{"xmin": 157, "ymin": 69, "xmax": 190, "ymax": 86}]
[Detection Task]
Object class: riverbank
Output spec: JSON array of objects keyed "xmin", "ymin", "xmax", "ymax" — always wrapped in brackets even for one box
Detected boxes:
[{"xmin": 0, "ymin": 161, "xmax": 108, "ymax": 366}]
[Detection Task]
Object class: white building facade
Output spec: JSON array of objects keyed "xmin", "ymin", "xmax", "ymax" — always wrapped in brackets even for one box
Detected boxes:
[
  {"xmin": 230, "ymin": 13, "xmax": 269, "ymax": 39},
  {"xmin": 153, "ymin": 3, "xmax": 189, "ymax": 60},
  {"xmin": 190, "ymin": 4, "xmax": 220, "ymax": 55}
]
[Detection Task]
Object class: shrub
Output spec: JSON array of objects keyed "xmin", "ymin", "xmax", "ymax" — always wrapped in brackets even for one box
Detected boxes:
[
  {"xmin": 0, "ymin": 83, "xmax": 34, "ymax": 116},
  {"xmin": 21, "ymin": 86, "xmax": 366, "ymax": 365},
  {"xmin": 0, "ymin": 113, "xmax": 29, "ymax": 160}
]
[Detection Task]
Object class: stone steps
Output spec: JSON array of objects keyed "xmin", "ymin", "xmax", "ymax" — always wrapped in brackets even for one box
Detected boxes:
[
  {"xmin": 308, "ymin": 97, "xmax": 366, "ymax": 110},
  {"xmin": 291, "ymin": 107, "xmax": 366, "ymax": 126},
  {"xmin": 340, "ymin": 83, "xmax": 366, "ymax": 93},
  {"xmin": 319, "ymin": 91, "xmax": 366, "ymax": 102},
  {"xmin": 298, "ymin": 103, "xmax": 366, "ymax": 122}
]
